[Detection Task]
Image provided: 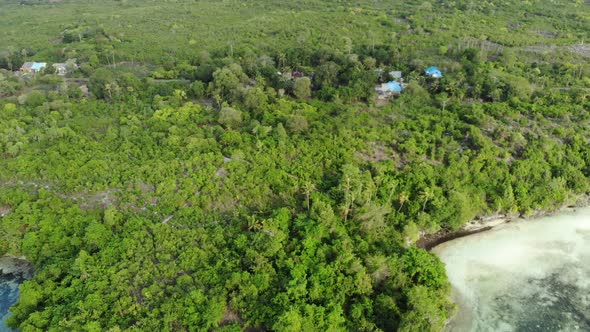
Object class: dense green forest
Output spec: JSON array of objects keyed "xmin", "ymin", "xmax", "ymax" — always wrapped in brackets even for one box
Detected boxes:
[{"xmin": 0, "ymin": 0, "xmax": 589, "ymax": 331}]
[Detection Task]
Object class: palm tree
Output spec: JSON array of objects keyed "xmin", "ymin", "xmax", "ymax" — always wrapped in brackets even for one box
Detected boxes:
[
  {"xmin": 419, "ymin": 189, "xmax": 433, "ymax": 212},
  {"xmin": 277, "ymin": 52, "xmax": 286, "ymax": 68},
  {"xmin": 437, "ymin": 92, "xmax": 449, "ymax": 113},
  {"xmin": 5, "ymin": 46, "xmax": 15, "ymax": 71},
  {"xmin": 367, "ymin": 255, "xmax": 390, "ymax": 283},
  {"xmin": 342, "ymin": 175, "xmax": 352, "ymax": 222},
  {"xmin": 301, "ymin": 180, "xmax": 316, "ymax": 212},
  {"xmin": 398, "ymin": 192, "xmax": 409, "ymax": 212},
  {"xmin": 104, "ymin": 83, "xmax": 113, "ymax": 100},
  {"xmin": 358, "ymin": 204, "xmax": 391, "ymax": 236},
  {"xmin": 386, "ymin": 181, "xmax": 398, "ymax": 204},
  {"xmin": 246, "ymin": 215, "xmax": 262, "ymax": 231}
]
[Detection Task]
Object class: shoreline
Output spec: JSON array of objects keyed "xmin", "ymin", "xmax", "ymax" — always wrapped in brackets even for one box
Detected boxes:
[
  {"xmin": 0, "ymin": 255, "xmax": 34, "ymax": 280},
  {"xmin": 417, "ymin": 194, "xmax": 590, "ymax": 251},
  {"xmin": 429, "ymin": 195, "xmax": 590, "ymax": 331}
]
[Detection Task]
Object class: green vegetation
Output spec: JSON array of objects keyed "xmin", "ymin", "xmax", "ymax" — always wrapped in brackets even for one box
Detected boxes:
[{"xmin": 0, "ymin": 0, "xmax": 589, "ymax": 331}]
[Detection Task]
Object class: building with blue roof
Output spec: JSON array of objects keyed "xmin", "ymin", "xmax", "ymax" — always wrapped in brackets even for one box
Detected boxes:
[
  {"xmin": 376, "ymin": 81, "xmax": 403, "ymax": 99},
  {"xmin": 386, "ymin": 81, "xmax": 403, "ymax": 93},
  {"xmin": 31, "ymin": 62, "xmax": 47, "ymax": 72},
  {"xmin": 20, "ymin": 62, "xmax": 47, "ymax": 74},
  {"xmin": 425, "ymin": 66, "xmax": 443, "ymax": 78}
]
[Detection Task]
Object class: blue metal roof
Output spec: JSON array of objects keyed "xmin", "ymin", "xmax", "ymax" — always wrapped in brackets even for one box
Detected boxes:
[
  {"xmin": 425, "ymin": 66, "xmax": 442, "ymax": 77},
  {"xmin": 31, "ymin": 62, "xmax": 47, "ymax": 71},
  {"xmin": 386, "ymin": 81, "xmax": 403, "ymax": 92}
]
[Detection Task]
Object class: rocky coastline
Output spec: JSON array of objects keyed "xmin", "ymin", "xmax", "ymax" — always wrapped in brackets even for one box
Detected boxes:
[{"xmin": 0, "ymin": 256, "xmax": 33, "ymax": 280}]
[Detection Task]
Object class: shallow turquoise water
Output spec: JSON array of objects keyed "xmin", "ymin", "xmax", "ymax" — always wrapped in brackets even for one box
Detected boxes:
[
  {"xmin": 0, "ymin": 274, "xmax": 20, "ymax": 332},
  {"xmin": 434, "ymin": 207, "xmax": 590, "ymax": 332}
]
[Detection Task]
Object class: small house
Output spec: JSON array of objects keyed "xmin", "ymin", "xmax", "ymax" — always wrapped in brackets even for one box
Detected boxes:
[
  {"xmin": 31, "ymin": 62, "xmax": 47, "ymax": 73},
  {"xmin": 375, "ymin": 69, "xmax": 403, "ymax": 82},
  {"xmin": 389, "ymin": 71, "xmax": 403, "ymax": 80},
  {"xmin": 425, "ymin": 66, "xmax": 443, "ymax": 78},
  {"xmin": 376, "ymin": 81, "xmax": 403, "ymax": 99},
  {"xmin": 20, "ymin": 62, "xmax": 34, "ymax": 73},
  {"xmin": 20, "ymin": 62, "xmax": 47, "ymax": 74},
  {"xmin": 280, "ymin": 70, "xmax": 307, "ymax": 82},
  {"xmin": 53, "ymin": 63, "xmax": 67, "ymax": 76}
]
